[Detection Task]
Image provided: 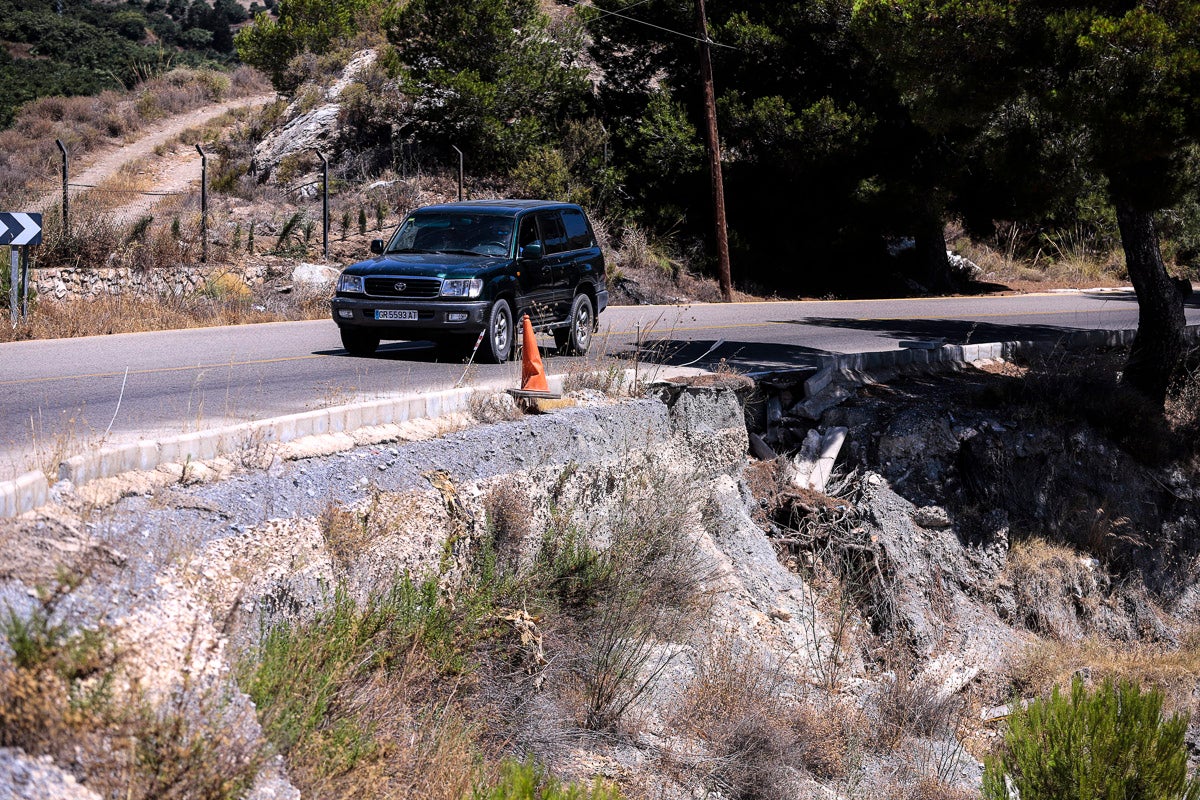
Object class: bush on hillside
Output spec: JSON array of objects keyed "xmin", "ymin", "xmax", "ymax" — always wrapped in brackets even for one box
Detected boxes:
[{"xmin": 982, "ymin": 678, "xmax": 1200, "ymax": 800}]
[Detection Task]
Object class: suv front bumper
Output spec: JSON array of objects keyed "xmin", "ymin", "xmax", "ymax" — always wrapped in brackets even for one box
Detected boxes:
[{"xmin": 331, "ymin": 296, "xmax": 490, "ymax": 335}]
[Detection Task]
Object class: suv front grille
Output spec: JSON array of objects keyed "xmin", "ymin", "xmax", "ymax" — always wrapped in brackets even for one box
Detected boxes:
[{"xmin": 364, "ymin": 276, "xmax": 442, "ymax": 298}]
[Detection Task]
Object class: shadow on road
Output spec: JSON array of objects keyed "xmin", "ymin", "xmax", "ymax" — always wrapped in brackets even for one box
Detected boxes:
[
  {"xmin": 1070, "ymin": 291, "xmax": 1200, "ymax": 309},
  {"xmin": 771, "ymin": 317, "xmax": 1096, "ymax": 344},
  {"xmin": 313, "ymin": 341, "xmax": 453, "ymax": 362},
  {"xmin": 610, "ymin": 338, "xmax": 831, "ymax": 374}
]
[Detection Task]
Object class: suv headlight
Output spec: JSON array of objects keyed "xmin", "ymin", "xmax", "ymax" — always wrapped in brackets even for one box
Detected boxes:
[
  {"xmin": 441, "ymin": 278, "xmax": 484, "ymax": 298},
  {"xmin": 337, "ymin": 274, "xmax": 364, "ymax": 294}
]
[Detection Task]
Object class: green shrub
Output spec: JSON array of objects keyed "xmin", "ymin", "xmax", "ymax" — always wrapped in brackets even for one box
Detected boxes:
[
  {"xmin": 983, "ymin": 677, "xmax": 1200, "ymax": 800},
  {"xmin": 473, "ymin": 760, "xmax": 621, "ymax": 800}
]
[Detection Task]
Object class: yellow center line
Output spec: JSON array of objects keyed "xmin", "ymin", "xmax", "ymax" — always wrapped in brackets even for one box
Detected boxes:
[{"xmin": 3, "ymin": 306, "xmax": 1133, "ymax": 386}]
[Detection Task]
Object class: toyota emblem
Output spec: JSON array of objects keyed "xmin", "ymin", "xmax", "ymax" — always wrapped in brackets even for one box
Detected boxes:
[{"xmin": 393, "ymin": 281, "xmax": 407, "ymax": 292}]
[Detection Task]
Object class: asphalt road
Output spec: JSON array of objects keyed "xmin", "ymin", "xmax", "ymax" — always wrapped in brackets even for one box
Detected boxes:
[{"xmin": 2, "ymin": 289, "xmax": 1197, "ymax": 474}]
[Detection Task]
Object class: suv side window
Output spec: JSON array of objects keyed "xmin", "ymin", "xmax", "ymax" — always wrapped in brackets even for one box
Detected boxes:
[
  {"xmin": 561, "ymin": 209, "xmax": 594, "ymax": 250},
  {"xmin": 518, "ymin": 215, "xmax": 540, "ymax": 256},
  {"xmin": 538, "ymin": 212, "xmax": 569, "ymax": 255}
]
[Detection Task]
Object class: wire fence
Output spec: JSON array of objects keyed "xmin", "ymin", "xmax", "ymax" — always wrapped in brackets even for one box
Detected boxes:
[{"xmin": 26, "ymin": 142, "xmax": 427, "ymax": 278}]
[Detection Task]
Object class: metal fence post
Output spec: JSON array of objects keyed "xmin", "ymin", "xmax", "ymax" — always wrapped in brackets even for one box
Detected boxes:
[
  {"xmin": 9, "ymin": 247, "xmax": 17, "ymax": 327},
  {"xmin": 55, "ymin": 139, "xmax": 69, "ymax": 237},
  {"xmin": 315, "ymin": 149, "xmax": 329, "ymax": 259},
  {"xmin": 20, "ymin": 245, "xmax": 29, "ymax": 319},
  {"xmin": 195, "ymin": 145, "xmax": 208, "ymax": 264},
  {"xmin": 452, "ymin": 145, "xmax": 464, "ymax": 202}
]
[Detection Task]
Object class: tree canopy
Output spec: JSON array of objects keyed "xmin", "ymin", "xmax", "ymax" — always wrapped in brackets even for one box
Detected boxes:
[
  {"xmin": 382, "ymin": 0, "xmax": 588, "ymax": 169},
  {"xmin": 855, "ymin": 0, "xmax": 1200, "ymax": 400}
]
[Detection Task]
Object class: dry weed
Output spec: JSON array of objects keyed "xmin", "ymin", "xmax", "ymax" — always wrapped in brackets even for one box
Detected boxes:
[
  {"xmin": 1009, "ymin": 635, "xmax": 1200, "ymax": 719},
  {"xmin": 319, "ymin": 501, "xmax": 372, "ymax": 572},
  {"xmin": 483, "ymin": 483, "xmax": 534, "ymax": 569},
  {"xmin": 0, "ymin": 604, "xmax": 262, "ymax": 799},
  {"xmin": 1003, "ymin": 537, "xmax": 1105, "ymax": 639},
  {"xmin": 866, "ymin": 665, "xmax": 962, "ymax": 752},
  {"xmin": 0, "ymin": 284, "xmax": 329, "ymax": 343},
  {"xmin": 671, "ymin": 635, "xmax": 848, "ymax": 798}
]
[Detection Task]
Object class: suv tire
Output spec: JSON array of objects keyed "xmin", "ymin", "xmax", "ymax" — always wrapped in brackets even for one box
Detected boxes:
[
  {"xmin": 480, "ymin": 298, "xmax": 514, "ymax": 363},
  {"xmin": 341, "ymin": 327, "xmax": 379, "ymax": 356},
  {"xmin": 554, "ymin": 294, "xmax": 593, "ymax": 356}
]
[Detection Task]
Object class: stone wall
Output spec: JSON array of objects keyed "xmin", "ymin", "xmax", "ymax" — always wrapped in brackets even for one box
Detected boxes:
[{"xmin": 32, "ymin": 263, "xmax": 284, "ymax": 300}]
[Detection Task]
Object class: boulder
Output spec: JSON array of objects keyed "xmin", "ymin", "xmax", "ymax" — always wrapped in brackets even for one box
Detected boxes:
[{"xmin": 291, "ymin": 263, "xmax": 339, "ymax": 287}]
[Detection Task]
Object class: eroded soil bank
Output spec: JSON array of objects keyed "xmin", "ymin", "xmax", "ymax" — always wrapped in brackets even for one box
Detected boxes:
[{"xmin": 1, "ymin": 358, "xmax": 1198, "ymax": 800}]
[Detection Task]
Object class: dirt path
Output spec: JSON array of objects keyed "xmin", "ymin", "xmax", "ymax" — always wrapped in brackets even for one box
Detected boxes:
[{"xmin": 33, "ymin": 93, "xmax": 277, "ymax": 216}]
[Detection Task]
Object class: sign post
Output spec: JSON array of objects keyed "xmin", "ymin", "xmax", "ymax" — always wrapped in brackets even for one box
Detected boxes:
[{"xmin": 1, "ymin": 212, "xmax": 43, "ymax": 325}]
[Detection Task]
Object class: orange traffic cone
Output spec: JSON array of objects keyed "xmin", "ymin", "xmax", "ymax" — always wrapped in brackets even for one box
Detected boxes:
[{"xmin": 520, "ymin": 314, "xmax": 550, "ymax": 392}]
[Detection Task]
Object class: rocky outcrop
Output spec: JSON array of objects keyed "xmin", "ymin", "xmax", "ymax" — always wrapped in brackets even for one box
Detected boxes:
[{"xmin": 252, "ymin": 50, "xmax": 382, "ymax": 180}]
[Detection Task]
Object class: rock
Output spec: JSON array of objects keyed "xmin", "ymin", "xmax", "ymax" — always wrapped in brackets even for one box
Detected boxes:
[
  {"xmin": 291, "ymin": 263, "xmax": 339, "ymax": 287},
  {"xmin": 912, "ymin": 505, "xmax": 952, "ymax": 528},
  {"xmin": 252, "ymin": 50, "xmax": 381, "ymax": 177},
  {"xmin": 0, "ymin": 748, "xmax": 103, "ymax": 800},
  {"xmin": 947, "ymin": 251, "xmax": 983, "ymax": 281}
]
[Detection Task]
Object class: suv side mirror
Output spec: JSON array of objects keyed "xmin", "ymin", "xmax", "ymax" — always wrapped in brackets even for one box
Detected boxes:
[
  {"xmin": 370, "ymin": 239, "xmax": 385, "ymax": 255},
  {"xmin": 520, "ymin": 242, "xmax": 543, "ymax": 260}
]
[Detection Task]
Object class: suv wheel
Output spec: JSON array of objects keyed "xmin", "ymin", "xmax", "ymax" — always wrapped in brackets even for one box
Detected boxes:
[
  {"xmin": 480, "ymin": 298, "xmax": 514, "ymax": 363},
  {"xmin": 340, "ymin": 327, "xmax": 379, "ymax": 356},
  {"xmin": 554, "ymin": 294, "xmax": 593, "ymax": 356}
]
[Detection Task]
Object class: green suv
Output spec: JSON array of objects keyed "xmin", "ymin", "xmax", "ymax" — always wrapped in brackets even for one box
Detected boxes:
[{"xmin": 331, "ymin": 200, "xmax": 608, "ymax": 362}]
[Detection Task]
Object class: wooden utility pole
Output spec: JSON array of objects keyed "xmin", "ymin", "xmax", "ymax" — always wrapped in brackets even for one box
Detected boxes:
[{"xmin": 696, "ymin": 0, "xmax": 732, "ymax": 302}]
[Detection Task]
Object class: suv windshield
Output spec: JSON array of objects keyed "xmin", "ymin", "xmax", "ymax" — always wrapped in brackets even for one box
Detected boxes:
[{"xmin": 386, "ymin": 213, "xmax": 514, "ymax": 257}]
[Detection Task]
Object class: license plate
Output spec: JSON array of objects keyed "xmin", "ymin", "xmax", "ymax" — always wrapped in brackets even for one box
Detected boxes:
[{"xmin": 375, "ymin": 309, "xmax": 418, "ymax": 321}]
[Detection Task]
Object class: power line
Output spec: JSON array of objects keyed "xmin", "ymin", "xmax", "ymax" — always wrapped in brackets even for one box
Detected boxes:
[{"xmin": 562, "ymin": 0, "xmax": 741, "ymax": 50}]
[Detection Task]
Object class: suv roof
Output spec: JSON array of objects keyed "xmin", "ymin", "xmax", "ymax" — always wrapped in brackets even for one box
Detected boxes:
[{"xmin": 414, "ymin": 199, "xmax": 578, "ymax": 216}]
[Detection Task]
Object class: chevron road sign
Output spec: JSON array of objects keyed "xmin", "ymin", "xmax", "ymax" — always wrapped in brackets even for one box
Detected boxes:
[{"xmin": 0, "ymin": 212, "xmax": 42, "ymax": 246}]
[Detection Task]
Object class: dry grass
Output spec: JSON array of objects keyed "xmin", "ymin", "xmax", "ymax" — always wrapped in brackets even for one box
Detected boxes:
[
  {"xmin": 948, "ymin": 221, "xmax": 1127, "ymax": 290},
  {"xmin": 1167, "ymin": 348, "xmax": 1200, "ymax": 461},
  {"xmin": 1009, "ymin": 635, "xmax": 1200, "ymax": 719},
  {"xmin": 1, "ymin": 66, "xmax": 269, "ymax": 209},
  {"xmin": 1, "ymin": 600, "xmax": 263, "ymax": 799},
  {"xmin": 670, "ymin": 634, "xmax": 856, "ymax": 797},
  {"xmin": 866, "ymin": 665, "xmax": 963, "ymax": 752},
  {"xmin": 0, "ymin": 284, "xmax": 330, "ymax": 343},
  {"xmin": 1003, "ymin": 537, "xmax": 1106, "ymax": 640}
]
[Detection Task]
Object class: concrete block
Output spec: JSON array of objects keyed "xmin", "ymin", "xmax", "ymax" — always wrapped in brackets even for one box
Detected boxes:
[
  {"xmin": 357, "ymin": 401, "xmax": 384, "ymax": 428},
  {"xmin": 15, "ymin": 471, "xmax": 48, "ymax": 513},
  {"xmin": 407, "ymin": 395, "xmax": 427, "ymax": 421},
  {"xmin": 0, "ymin": 483, "xmax": 14, "ymax": 518},
  {"xmin": 961, "ymin": 344, "xmax": 981, "ymax": 362},
  {"xmin": 424, "ymin": 391, "xmax": 442, "ymax": 418},
  {"xmin": 137, "ymin": 441, "xmax": 159, "ymax": 471},
  {"xmin": 60, "ymin": 454, "xmax": 88, "ymax": 484},
  {"xmin": 804, "ymin": 368, "xmax": 834, "ymax": 398},
  {"xmin": 864, "ymin": 351, "xmax": 891, "ymax": 370},
  {"xmin": 175, "ymin": 433, "xmax": 203, "ymax": 463}
]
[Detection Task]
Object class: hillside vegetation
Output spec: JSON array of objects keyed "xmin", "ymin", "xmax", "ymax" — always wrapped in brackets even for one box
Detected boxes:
[{"xmin": 0, "ymin": 0, "xmax": 255, "ymax": 126}]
